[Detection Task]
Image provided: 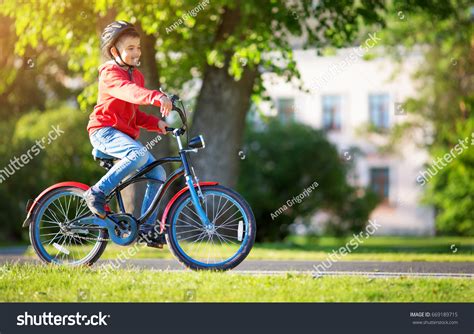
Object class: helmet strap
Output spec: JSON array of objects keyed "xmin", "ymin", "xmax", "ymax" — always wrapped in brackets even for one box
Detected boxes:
[{"xmin": 112, "ymin": 44, "xmax": 135, "ymax": 80}]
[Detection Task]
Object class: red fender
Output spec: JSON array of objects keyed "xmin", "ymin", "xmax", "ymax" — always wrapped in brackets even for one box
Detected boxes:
[
  {"xmin": 22, "ymin": 181, "xmax": 110, "ymax": 227},
  {"xmin": 160, "ymin": 181, "xmax": 219, "ymax": 233}
]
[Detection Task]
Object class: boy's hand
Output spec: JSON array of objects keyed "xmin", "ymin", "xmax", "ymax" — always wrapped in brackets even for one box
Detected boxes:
[
  {"xmin": 158, "ymin": 95, "xmax": 172, "ymax": 117},
  {"xmin": 157, "ymin": 119, "xmax": 170, "ymax": 134}
]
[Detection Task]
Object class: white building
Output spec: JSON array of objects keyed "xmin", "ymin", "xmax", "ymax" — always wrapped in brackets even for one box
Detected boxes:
[{"xmin": 260, "ymin": 47, "xmax": 435, "ymax": 235}]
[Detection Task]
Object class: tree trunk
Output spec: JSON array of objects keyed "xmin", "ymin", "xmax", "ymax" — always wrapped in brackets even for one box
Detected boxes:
[
  {"xmin": 191, "ymin": 66, "xmax": 257, "ymax": 187},
  {"xmin": 190, "ymin": 7, "xmax": 258, "ymax": 188}
]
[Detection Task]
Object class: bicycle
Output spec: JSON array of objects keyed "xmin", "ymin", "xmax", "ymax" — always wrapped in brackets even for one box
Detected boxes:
[{"xmin": 22, "ymin": 93, "xmax": 256, "ymax": 271}]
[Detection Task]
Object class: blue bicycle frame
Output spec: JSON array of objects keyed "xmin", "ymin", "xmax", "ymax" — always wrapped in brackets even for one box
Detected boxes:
[{"xmin": 104, "ymin": 128, "xmax": 212, "ymax": 229}]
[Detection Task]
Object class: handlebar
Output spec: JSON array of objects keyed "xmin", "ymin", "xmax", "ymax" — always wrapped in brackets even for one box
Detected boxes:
[
  {"xmin": 165, "ymin": 126, "xmax": 186, "ymax": 136},
  {"xmin": 160, "ymin": 89, "xmax": 187, "ymax": 136}
]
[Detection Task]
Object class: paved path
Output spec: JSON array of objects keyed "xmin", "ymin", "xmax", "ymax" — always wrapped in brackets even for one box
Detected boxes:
[{"xmin": 1, "ymin": 256, "xmax": 472, "ymax": 278}]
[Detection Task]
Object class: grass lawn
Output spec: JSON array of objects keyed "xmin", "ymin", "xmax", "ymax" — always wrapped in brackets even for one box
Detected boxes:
[
  {"xmin": 0, "ymin": 263, "xmax": 472, "ymax": 302},
  {"xmin": 21, "ymin": 236, "xmax": 474, "ymax": 262}
]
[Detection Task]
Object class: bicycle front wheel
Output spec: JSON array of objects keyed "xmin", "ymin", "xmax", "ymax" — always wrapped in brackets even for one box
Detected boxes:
[{"xmin": 166, "ymin": 185, "xmax": 256, "ymax": 270}]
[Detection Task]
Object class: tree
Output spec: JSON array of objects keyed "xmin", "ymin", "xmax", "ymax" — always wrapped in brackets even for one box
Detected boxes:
[
  {"xmin": 237, "ymin": 119, "xmax": 379, "ymax": 241},
  {"xmin": 0, "ymin": 16, "xmax": 79, "ymax": 119},
  {"xmin": 0, "ymin": 105, "xmax": 103, "ymax": 241},
  {"xmin": 378, "ymin": 0, "xmax": 473, "ymax": 235},
  {"xmin": 423, "ymin": 119, "xmax": 474, "ymax": 235},
  {"xmin": 189, "ymin": 0, "xmax": 386, "ymax": 187}
]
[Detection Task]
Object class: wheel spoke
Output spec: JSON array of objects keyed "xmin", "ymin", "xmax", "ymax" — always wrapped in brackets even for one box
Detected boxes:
[
  {"xmin": 216, "ymin": 226, "xmax": 239, "ymax": 232},
  {"xmin": 212, "ymin": 194, "xmax": 215, "ymax": 221},
  {"xmin": 74, "ymin": 196, "xmax": 81, "ymax": 218},
  {"xmin": 183, "ymin": 202, "xmax": 204, "ymax": 222},
  {"xmin": 186, "ymin": 231, "xmax": 208, "ymax": 256},
  {"xmin": 52, "ymin": 199, "xmax": 67, "ymax": 221},
  {"xmin": 42, "ymin": 210, "xmax": 55, "ymax": 223},
  {"xmin": 65, "ymin": 194, "xmax": 73, "ymax": 221},
  {"xmin": 212, "ymin": 198, "xmax": 228, "ymax": 223},
  {"xmin": 40, "ymin": 219, "xmax": 61, "ymax": 225},
  {"xmin": 40, "ymin": 225, "xmax": 60, "ymax": 229},
  {"xmin": 75, "ymin": 201, "xmax": 90, "ymax": 218},
  {"xmin": 176, "ymin": 217, "xmax": 202, "ymax": 230},
  {"xmin": 176, "ymin": 226, "xmax": 203, "ymax": 234},
  {"xmin": 216, "ymin": 209, "xmax": 241, "ymax": 227},
  {"xmin": 212, "ymin": 201, "xmax": 235, "ymax": 224},
  {"xmin": 44, "ymin": 230, "xmax": 62, "ymax": 245},
  {"xmin": 215, "ymin": 232, "xmax": 239, "ymax": 245},
  {"xmin": 179, "ymin": 210, "xmax": 203, "ymax": 229},
  {"xmin": 46, "ymin": 207, "xmax": 63, "ymax": 224},
  {"xmin": 178, "ymin": 232, "xmax": 208, "ymax": 243},
  {"xmin": 39, "ymin": 232, "xmax": 61, "ymax": 237}
]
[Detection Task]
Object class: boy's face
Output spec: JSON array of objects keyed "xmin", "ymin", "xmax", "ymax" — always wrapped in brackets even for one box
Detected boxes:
[{"xmin": 111, "ymin": 35, "xmax": 141, "ymax": 67}]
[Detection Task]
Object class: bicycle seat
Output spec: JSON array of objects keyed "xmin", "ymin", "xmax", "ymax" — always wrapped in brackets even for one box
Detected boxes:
[{"xmin": 91, "ymin": 148, "xmax": 116, "ymax": 161}]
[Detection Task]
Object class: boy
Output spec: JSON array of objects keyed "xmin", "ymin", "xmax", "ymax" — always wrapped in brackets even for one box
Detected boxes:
[{"xmin": 84, "ymin": 21, "xmax": 171, "ymax": 245}]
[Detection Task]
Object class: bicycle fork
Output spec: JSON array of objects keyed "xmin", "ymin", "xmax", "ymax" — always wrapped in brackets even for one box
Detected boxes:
[{"xmin": 176, "ymin": 134, "xmax": 213, "ymax": 229}]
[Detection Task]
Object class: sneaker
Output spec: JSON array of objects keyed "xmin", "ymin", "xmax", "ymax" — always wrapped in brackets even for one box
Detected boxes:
[
  {"xmin": 138, "ymin": 224, "xmax": 166, "ymax": 248},
  {"xmin": 83, "ymin": 186, "xmax": 107, "ymax": 219}
]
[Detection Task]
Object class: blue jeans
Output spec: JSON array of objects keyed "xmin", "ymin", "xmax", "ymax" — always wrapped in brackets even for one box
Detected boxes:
[{"xmin": 89, "ymin": 127, "xmax": 166, "ymax": 226}]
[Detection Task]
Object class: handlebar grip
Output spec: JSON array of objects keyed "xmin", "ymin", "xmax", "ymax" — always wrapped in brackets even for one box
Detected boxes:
[
  {"xmin": 164, "ymin": 126, "xmax": 186, "ymax": 136},
  {"xmin": 170, "ymin": 94, "xmax": 180, "ymax": 104}
]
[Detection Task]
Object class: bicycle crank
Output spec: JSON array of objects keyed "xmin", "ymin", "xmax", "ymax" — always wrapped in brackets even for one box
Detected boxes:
[{"xmin": 71, "ymin": 213, "xmax": 138, "ymax": 246}]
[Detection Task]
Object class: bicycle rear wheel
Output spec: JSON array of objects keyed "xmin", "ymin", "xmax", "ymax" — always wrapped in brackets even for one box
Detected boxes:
[{"xmin": 29, "ymin": 186, "xmax": 108, "ymax": 266}]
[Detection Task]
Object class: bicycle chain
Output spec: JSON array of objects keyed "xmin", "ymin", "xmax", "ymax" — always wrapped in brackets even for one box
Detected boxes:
[
  {"xmin": 60, "ymin": 217, "xmax": 166, "ymax": 243},
  {"xmin": 63, "ymin": 216, "xmax": 129, "ymax": 242},
  {"xmin": 67, "ymin": 228, "xmax": 163, "ymax": 243},
  {"xmin": 67, "ymin": 230, "xmax": 111, "ymax": 242},
  {"xmin": 71, "ymin": 232, "xmax": 161, "ymax": 243}
]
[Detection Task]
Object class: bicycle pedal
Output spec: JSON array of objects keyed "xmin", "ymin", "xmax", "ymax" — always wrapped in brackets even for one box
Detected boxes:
[
  {"xmin": 146, "ymin": 242, "xmax": 164, "ymax": 249},
  {"xmin": 156, "ymin": 233, "xmax": 167, "ymax": 244},
  {"xmin": 138, "ymin": 231, "xmax": 167, "ymax": 246}
]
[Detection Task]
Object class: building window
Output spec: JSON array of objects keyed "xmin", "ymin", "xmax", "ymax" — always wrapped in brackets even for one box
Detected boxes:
[
  {"xmin": 369, "ymin": 94, "xmax": 389, "ymax": 129},
  {"xmin": 370, "ymin": 167, "xmax": 390, "ymax": 201},
  {"xmin": 322, "ymin": 95, "xmax": 342, "ymax": 130},
  {"xmin": 277, "ymin": 98, "xmax": 295, "ymax": 122}
]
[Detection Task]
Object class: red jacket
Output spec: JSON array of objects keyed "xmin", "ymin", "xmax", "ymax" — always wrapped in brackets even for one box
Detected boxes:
[{"xmin": 87, "ymin": 62, "xmax": 165, "ymax": 139}]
